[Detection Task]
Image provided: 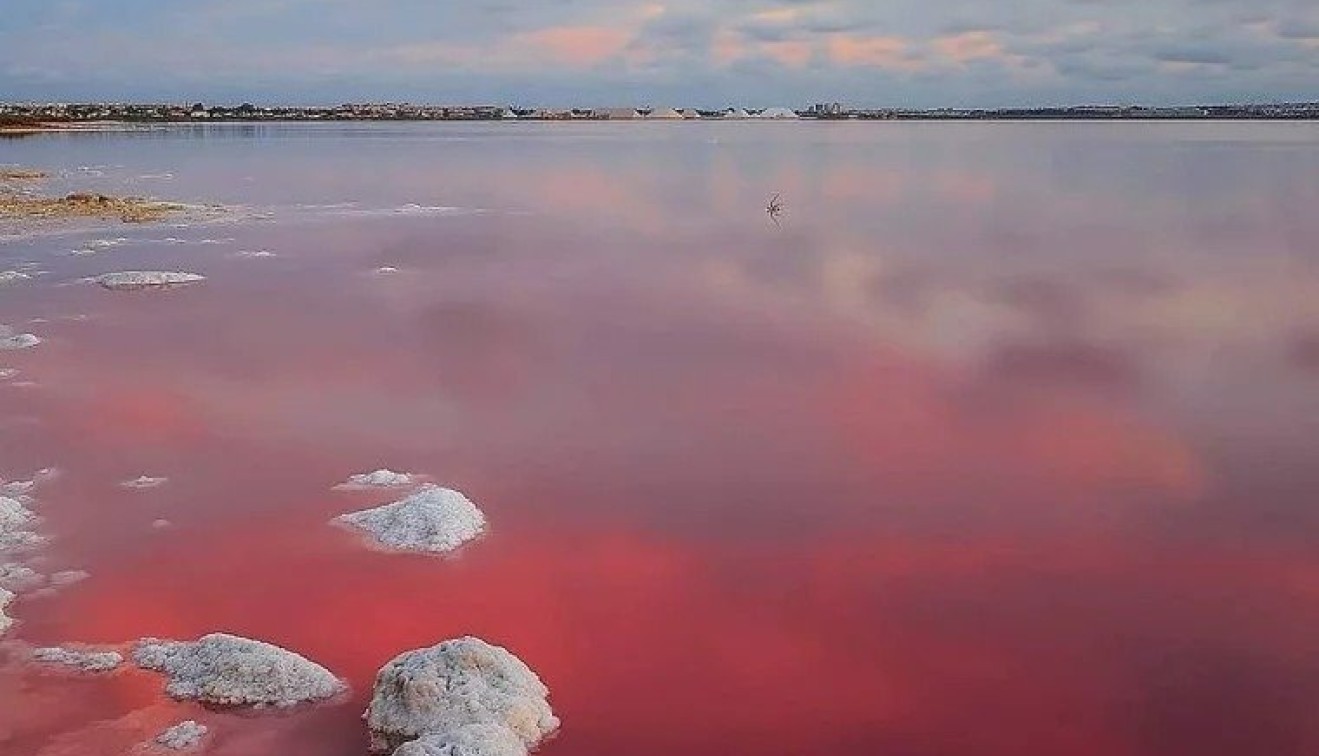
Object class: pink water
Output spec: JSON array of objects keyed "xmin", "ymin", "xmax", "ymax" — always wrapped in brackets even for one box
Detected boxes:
[{"xmin": 2, "ymin": 122, "xmax": 1319, "ymax": 755}]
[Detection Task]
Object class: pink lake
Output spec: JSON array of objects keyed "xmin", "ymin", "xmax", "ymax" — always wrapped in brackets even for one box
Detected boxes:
[{"xmin": 2, "ymin": 121, "xmax": 1319, "ymax": 756}]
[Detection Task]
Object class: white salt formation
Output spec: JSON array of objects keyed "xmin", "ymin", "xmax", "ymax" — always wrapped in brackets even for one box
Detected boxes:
[
  {"xmin": 0, "ymin": 563, "xmax": 42, "ymax": 591},
  {"xmin": 0, "ymin": 496, "xmax": 43, "ymax": 552},
  {"xmin": 134, "ymin": 633, "xmax": 346, "ymax": 707},
  {"xmin": 336, "ymin": 469, "xmax": 417, "ymax": 489},
  {"xmin": 393, "ymin": 724, "xmax": 529, "ymax": 756},
  {"xmin": 365, "ymin": 636, "xmax": 559, "ymax": 755},
  {"xmin": 95, "ymin": 271, "xmax": 205, "ymax": 290},
  {"xmin": 50, "ymin": 569, "xmax": 90, "ymax": 587},
  {"xmin": 154, "ymin": 720, "xmax": 208, "ymax": 751},
  {"xmin": 122, "ymin": 476, "xmax": 169, "ymax": 489},
  {"xmin": 335, "ymin": 485, "xmax": 486, "ymax": 554},
  {"xmin": 0, "ymin": 368, "xmax": 17, "ymax": 380},
  {"xmin": 0, "ymin": 333, "xmax": 40, "ymax": 351},
  {"xmin": 0, "ymin": 587, "xmax": 13, "ymax": 636},
  {"xmin": 0, "ymin": 271, "xmax": 30, "ymax": 285},
  {"xmin": 33, "ymin": 646, "xmax": 125, "ymax": 673}
]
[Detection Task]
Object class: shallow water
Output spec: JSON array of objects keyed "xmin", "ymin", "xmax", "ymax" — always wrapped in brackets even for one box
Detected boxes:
[{"xmin": 2, "ymin": 121, "xmax": 1319, "ymax": 756}]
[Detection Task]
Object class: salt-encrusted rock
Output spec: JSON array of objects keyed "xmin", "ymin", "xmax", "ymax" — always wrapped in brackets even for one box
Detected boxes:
[
  {"xmin": 0, "ymin": 333, "xmax": 40, "ymax": 351},
  {"xmin": 336, "ymin": 486, "xmax": 485, "ymax": 554},
  {"xmin": 134, "ymin": 633, "xmax": 346, "ymax": 707},
  {"xmin": 0, "ymin": 496, "xmax": 42, "ymax": 552},
  {"xmin": 154, "ymin": 720, "xmax": 208, "ymax": 751},
  {"xmin": 33, "ymin": 646, "xmax": 125, "ymax": 673},
  {"xmin": 0, "ymin": 587, "xmax": 14, "ymax": 635},
  {"xmin": 0, "ymin": 563, "xmax": 43, "ymax": 591},
  {"xmin": 393, "ymin": 724, "xmax": 530, "ymax": 756},
  {"xmin": 95, "ymin": 271, "xmax": 205, "ymax": 291},
  {"xmin": 121, "ymin": 476, "xmax": 168, "ymax": 489},
  {"xmin": 365, "ymin": 636, "xmax": 558, "ymax": 755},
  {"xmin": 335, "ymin": 469, "xmax": 417, "ymax": 490}
]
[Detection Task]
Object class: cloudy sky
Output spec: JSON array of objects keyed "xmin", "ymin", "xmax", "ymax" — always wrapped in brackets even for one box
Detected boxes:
[{"xmin": 2, "ymin": 0, "xmax": 1317, "ymax": 107}]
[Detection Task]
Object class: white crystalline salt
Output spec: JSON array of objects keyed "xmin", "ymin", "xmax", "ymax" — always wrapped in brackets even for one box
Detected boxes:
[
  {"xmin": 0, "ymin": 271, "xmax": 30, "ymax": 285},
  {"xmin": 33, "ymin": 646, "xmax": 125, "ymax": 673},
  {"xmin": 0, "ymin": 496, "xmax": 43, "ymax": 552},
  {"xmin": 393, "ymin": 724, "xmax": 530, "ymax": 756},
  {"xmin": 0, "ymin": 563, "xmax": 43, "ymax": 591},
  {"xmin": 50, "ymin": 569, "xmax": 90, "ymax": 587},
  {"xmin": 335, "ymin": 469, "xmax": 417, "ymax": 490},
  {"xmin": 0, "ymin": 587, "xmax": 13, "ymax": 635},
  {"xmin": 0, "ymin": 333, "xmax": 40, "ymax": 351},
  {"xmin": 374, "ymin": 266, "xmax": 400, "ymax": 274},
  {"xmin": 95, "ymin": 271, "xmax": 205, "ymax": 290},
  {"xmin": 0, "ymin": 369, "xmax": 17, "ymax": 381},
  {"xmin": 366, "ymin": 636, "xmax": 558, "ymax": 755},
  {"xmin": 151, "ymin": 519, "xmax": 173, "ymax": 529},
  {"xmin": 335, "ymin": 485, "xmax": 486, "ymax": 554},
  {"xmin": 121, "ymin": 476, "xmax": 168, "ymax": 489},
  {"xmin": 134, "ymin": 632, "xmax": 346, "ymax": 707},
  {"xmin": 154, "ymin": 720, "xmax": 208, "ymax": 751}
]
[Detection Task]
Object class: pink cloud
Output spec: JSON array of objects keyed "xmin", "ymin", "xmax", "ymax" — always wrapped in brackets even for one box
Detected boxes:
[
  {"xmin": 828, "ymin": 34, "xmax": 925, "ymax": 71},
  {"xmin": 761, "ymin": 39, "xmax": 813, "ymax": 69},
  {"xmin": 517, "ymin": 25, "xmax": 633, "ymax": 67}
]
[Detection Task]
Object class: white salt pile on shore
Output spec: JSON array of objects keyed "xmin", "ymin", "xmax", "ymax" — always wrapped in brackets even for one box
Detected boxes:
[
  {"xmin": 95, "ymin": 271, "xmax": 205, "ymax": 290},
  {"xmin": 134, "ymin": 633, "xmax": 346, "ymax": 707},
  {"xmin": 335, "ymin": 485, "xmax": 486, "ymax": 554},
  {"xmin": 33, "ymin": 646, "xmax": 125, "ymax": 673},
  {"xmin": 335, "ymin": 469, "xmax": 418, "ymax": 489},
  {"xmin": 366, "ymin": 637, "xmax": 558, "ymax": 756},
  {"xmin": 152, "ymin": 720, "xmax": 208, "ymax": 751}
]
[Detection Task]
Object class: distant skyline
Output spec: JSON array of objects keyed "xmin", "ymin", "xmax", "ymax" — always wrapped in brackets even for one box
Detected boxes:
[{"xmin": 2, "ymin": 0, "xmax": 1317, "ymax": 107}]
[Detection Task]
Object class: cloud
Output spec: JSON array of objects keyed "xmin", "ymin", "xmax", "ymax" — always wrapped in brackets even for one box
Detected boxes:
[{"xmin": 0, "ymin": 0, "xmax": 1316, "ymax": 104}]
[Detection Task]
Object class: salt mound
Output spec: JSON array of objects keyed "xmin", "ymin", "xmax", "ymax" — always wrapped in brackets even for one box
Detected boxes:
[
  {"xmin": 154, "ymin": 720, "xmax": 208, "ymax": 751},
  {"xmin": 0, "ymin": 587, "xmax": 13, "ymax": 636},
  {"xmin": 336, "ymin": 469, "xmax": 417, "ymax": 489},
  {"xmin": 134, "ymin": 633, "xmax": 346, "ymax": 707},
  {"xmin": 34, "ymin": 646, "xmax": 125, "ymax": 673},
  {"xmin": 0, "ymin": 333, "xmax": 40, "ymax": 351},
  {"xmin": 394, "ymin": 723, "xmax": 529, "ymax": 756},
  {"xmin": 335, "ymin": 485, "xmax": 485, "ymax": 554},
  {"xmin": 95, "ymin": 271, "xmax": 205, "ymax": 290},
  {"xmin": 0, "ymin": 496, "xmax": 43, "ymax": 552},
  {"xmin": 0, "ymin": 563, "xmax": 43, "ymax": 591},
  {"xmin": 365, "ymin": 636, "xmax": 558, "ymax": 755}
]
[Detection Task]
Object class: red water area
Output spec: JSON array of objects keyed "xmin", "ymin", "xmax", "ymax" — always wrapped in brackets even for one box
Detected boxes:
[{"xmin": 2, "ymin": 123, "xmax": 1319, "ymax": 756}]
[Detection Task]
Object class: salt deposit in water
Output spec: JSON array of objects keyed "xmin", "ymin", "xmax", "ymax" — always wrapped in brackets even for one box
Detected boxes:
[
  {"xmin": 0, "ymin": 271, "xmax": 31, "ymax": 285},
  {"xmin": 95, "ymin": 271, "xmax": 205, "ymax": 290},
  {"xmin": 33, "ymin": 646, "xmax": 125, "ymax": 673},
  {"xmin": 0, "ymin": 333, "xmax": 41, "ymax": 351},
  {"xmin": 365, "ymin": 636, "xmax": 558, "ymax": 755},
  {"xmin": 0, "ymin": 369, "xmax": 17, "ymax": 381},
  {"xmin": 393, "ymin": 724, "xmax": 530, "ymax": 756},
  {"xmin": 0, "ymin": 563, "xmax": 43, "ymax": 591},
  {"xmin": 335, "ymin": 469, "xmax": 418, "ymax": 490},
  {"xmin": 0, "ymin": 496, "xmax": 43, "ymax": 552},
  {"xmin": 335, "ymin": 485, "xmax": 486, "ymax": 554},
  {"xmin": 134, "ymin": 632, "xmax": 347, "ymax": 707},
  {"xmin": 122, "ymin": 476, "xmax": 169, "ymax": 489},
  {"xmin": 49, "ymin": 569, "xmax": 90, "ymax": 588},
  {"xmin": 0, "ymin": 587, "xmax": 14, "ymax": 635},
  {"xmin": 153, "ymin": 720, "xmax": 207, "ymax": 751}
]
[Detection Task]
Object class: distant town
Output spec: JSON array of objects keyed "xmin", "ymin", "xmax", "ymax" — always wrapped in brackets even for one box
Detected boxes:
[{"xmin": 3, "ymin": 100, "xmax": 1319, "ymax": 125}]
